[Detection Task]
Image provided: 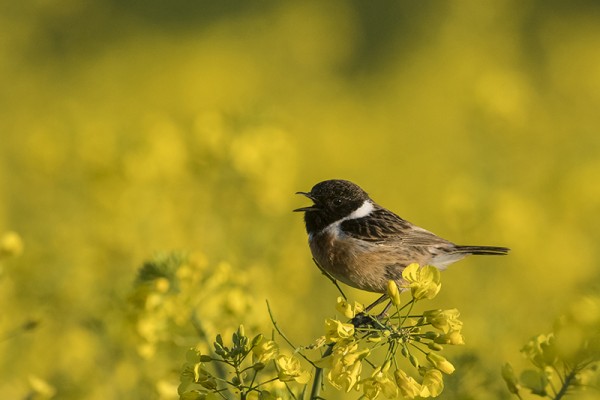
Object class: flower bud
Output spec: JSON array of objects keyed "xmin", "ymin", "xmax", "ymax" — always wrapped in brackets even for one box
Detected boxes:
[
  {"xmin": 427, "ymin": 342, "xmax": 444, "ymax": 351},
  {"xmin": 423, "ymin": 331, "xmax": 440, "ymax": 340},
  {"xmin": 387, "ymin": 280, "xmax": 402, "ymax": 306},
  {"xmin": 401, "ymin": 346, "xmax": 409, "ymax": 358},
  {"xmin": 409, "ymin": 355, "xmax": 419, "ymax": 369},
  {"xmin": 501, "ymin": 363, "xmax": 520, "ymax": 395},
  {"xmin": 426, "ymin": 353, "xmax": 455, "ymax": 375},
  {"xmin": 367, "ymin": 335, "xmax": 382, "ymax": 343},
  {"xmin": 253, "ymin": 362, "xmax": 265, "ymax": 371},
  {"xmin": 252, "ymin": 334, "xmax": 264, "ymax": 347}
]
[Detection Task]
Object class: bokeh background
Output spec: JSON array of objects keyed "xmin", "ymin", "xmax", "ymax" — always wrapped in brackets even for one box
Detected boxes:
[{"xmin": 1, "ymin": 1, "xmax": 599, "ymax": 399}]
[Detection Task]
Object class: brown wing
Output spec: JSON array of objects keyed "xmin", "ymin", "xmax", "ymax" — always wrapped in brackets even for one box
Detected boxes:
[{"xmin": 340, "ymin": 207, "xmax": 454, "ymax": 247}]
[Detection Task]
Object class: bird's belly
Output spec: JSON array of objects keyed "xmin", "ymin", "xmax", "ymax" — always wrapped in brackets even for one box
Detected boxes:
[{"xmin": 308, "ymin": 231, "xmax": 411, "ymax": 293}]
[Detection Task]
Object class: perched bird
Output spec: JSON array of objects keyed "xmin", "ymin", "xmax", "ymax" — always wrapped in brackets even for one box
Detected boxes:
[{"xmin": 294, "ymin": 179, "xmax": 509, "ymax": 294}]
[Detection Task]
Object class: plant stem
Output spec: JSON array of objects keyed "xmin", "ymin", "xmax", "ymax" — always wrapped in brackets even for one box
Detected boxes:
[
  {"xmin": 554, "ymin": 367, "xmax": 577, "ymax": 400},
  {"xmin": 266, "ymin": 300, "xmax": 317, "ymax": 368},
  {"xmin": 310, "ymin": 344, "xmax": 334, "ymax": 400}
]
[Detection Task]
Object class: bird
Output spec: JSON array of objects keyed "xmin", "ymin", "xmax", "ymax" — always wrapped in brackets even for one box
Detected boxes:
[{"xmin": 294, "ymin": 179, "xmax": 509, "ymax": 295}]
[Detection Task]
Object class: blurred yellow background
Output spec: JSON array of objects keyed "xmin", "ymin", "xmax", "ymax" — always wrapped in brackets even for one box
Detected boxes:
[{"xmin": 1, "ymin": 1, "xmax": 599, "ymax": 399}]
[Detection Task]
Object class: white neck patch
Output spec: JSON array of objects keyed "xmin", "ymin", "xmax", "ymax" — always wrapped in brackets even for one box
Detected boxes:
[
  {"xmin": 346, "ymin": 200, "xmax": 375, "ymax": 221},
  {"xmin": 311, "ymin": 200, "xmax": 374, "ymax": 240}
]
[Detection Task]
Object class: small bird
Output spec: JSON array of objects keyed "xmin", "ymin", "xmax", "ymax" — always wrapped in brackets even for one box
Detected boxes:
[{"xmin": 294, "ymin": 179, "xmax": 509, "ymax": 294}]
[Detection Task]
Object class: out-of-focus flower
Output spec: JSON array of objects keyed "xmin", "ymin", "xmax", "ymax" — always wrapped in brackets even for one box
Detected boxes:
[
  {"xmin": 568, "ymin": 296, "xmax": 600, "ymax": 326},
  {"xmin": 336, "ymin": 297, "xmax": 364, "ymax": 318},
  {"xmin": 325, "ymin": 318, "xmax": 355, "ymax": 342},
  {"xmin": 434, "ymin": 330, "xmax": 465, "ymax": 345},
  {"xmin": 423, "ymin": 309, "xmax": 462, "ymax": 333},
  {"xmin": 193, "ymin": 364, "xmax": 217, "ymax": 390},
  {"xmin": 421, "ymin": 368, "xmax": 444, "ymax": 398},
  {"xmin": 276, "ymin": 355, "xmax": 311, "ymax": 384},
  {"xmin": 394, "ymin": 369, "xmax": 422, "ymax": 398},
  {"xmin": 0, "ymin": 231, "xmax": 24, "ymax": 258},
  {"xmin": 28, "ymin": 375, "xmax": 56, "ymax": 399},
  {"xmin": 252, "ymin": 336, "xmax": 279, "ymax": 364},
  {"xmin": 402, "ymin": 264, "xmax": 441, "ymax": 300},
  {"xmin": 361, "ymin": 365, "xmax": 398, "ymax": 399},
  {"xmin": 426, "ymin": 353, "xmax": 455, "ymax": 375},
  {"xmin": 179, "ymin": 349, "xmax": 217, "ymax": 397},
  {"xmin": 521, "ymin": 334, "xmax": 557, "ymax": 369}
]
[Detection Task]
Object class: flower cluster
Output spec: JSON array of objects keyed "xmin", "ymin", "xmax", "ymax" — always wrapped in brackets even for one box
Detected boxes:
[
  {"xmin": 313, "ymin": 264, "xmax": 464, "ymax": 399},
  {"xmin": 177, "ymin": 264, "xmax": 466, "ymax": 399},
  {"xmin": 129, "ymin": 252, "xmax": 261, "ymax": 359},
  {"xmin": 179, "ymin": 325, "xmax": 310, "ymax": 399},
  {"xmin": 503, "ymin": 294, "xmax": 600, "ymax": 399}
]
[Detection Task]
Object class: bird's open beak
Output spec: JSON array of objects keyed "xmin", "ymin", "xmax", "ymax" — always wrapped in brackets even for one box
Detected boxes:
[{"xmin": 293, "ymin": 192, "xmax": 319, "ymax": 212}]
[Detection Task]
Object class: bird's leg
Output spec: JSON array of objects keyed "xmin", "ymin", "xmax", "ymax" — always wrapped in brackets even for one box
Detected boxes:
[
  {"xmin": 312, "ymin": 258, "xmax": 347, "ymax": 300},
  {"xmin": 364, "ymin": 294, "xmax": 388, "ymax": 313},
  {"xmin": 351, "ymin": 294, "xmax": 390, "ymax": 328},
  {"xmin": 376, "ymin": 301, "xmax": 392, "ymax": 319}
]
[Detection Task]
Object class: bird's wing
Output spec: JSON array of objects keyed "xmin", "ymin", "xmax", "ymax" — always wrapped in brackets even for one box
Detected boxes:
[{"xmin": 340, "ymin": 207, "xmax": 453, "ymax": 247}]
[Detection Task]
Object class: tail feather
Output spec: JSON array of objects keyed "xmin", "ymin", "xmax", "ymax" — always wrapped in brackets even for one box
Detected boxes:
[{"xmin": 454, "ymin": 245, "xmax": 510, "ymax": 256}]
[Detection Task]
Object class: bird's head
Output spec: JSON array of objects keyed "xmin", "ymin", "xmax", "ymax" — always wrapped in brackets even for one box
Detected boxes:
[{"xmin": 294, "ymin": 179, "xmax": 371, "ymax": 233}]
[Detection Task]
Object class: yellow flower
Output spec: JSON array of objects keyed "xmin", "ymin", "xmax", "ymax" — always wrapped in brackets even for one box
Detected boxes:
[
  {"xmin": 426, "ymin": 353, "xmax": 455, "ymax": 375},
  {"xmin": 0, "ymin": 231, "xmax": 24, "ymax": 258},
  {"xmin": 28, "ymin": 375, "xmax": 56, "ymax": 399},
  {"xmin": 361, "ymin": 367, "xmax": 398, "ymax": 399},
  {"xmin": 423, "ymin": 309, "xmax": 462, "ymax": 333},
  {"xmin": 394, "ymin": 369, "xmax": 422, "ymax": 398},
  {"xmin": 402, "ymin": 264, "xmax": 441, "ymax": 300},
  {"xmin": 336, "ymin": 342, "xmax": 369, "ymax": 365},
  {"xmin": 521, "ymin": 334, "xmax": 557, "ymax": 368},
  {"xmin": 336, "ymin": 297, "xmax": 364, "ymax": 318},
  {"xmin": 193, "ymin": 364, "xmax": 217, "ymax": 390},
  {"xmin": 326, "ymin": 342, "xmax": 370, "ymax": 392},
  {"xmin": 568, "ymin": 296, "xmax": 600, "ymax": 326},
  {"xmin": 421, "ymin": 368, "xmax": 444, "ymax": 397},
  {"xmin": 328, "ymin": 357, "xmax": 362, "ymax": 392},
  {"xmin": 325, "ymin": 318, "xmax": 355, "ymax": 342},
  {"xmin": 386, "ymin": 280, "xmax": 402, "ymax": 306},
  {"xmin": 276, "ymin": 355, "xmax": 311, "ymax": 384},
  {"xmin": 252, "ymin": 336, "xmax": 279, "ymax": 364},
  {"xmin": 435, "ymin": 330, "xmax": 465, "ymax": 345},
  {"xmin": 179, "ymin": 352, "xmax": 217, "ymax": 395}
]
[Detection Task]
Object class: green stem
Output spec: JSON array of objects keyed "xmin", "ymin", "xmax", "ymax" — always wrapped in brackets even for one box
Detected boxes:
[
  {"xmin": 191, "ymin": 311, "xmax": 228, "ymax": 380},
  {"xmin": 554, "ymin": 367, "xmax": 577, "ymax": 400},
  {"xmin": 266, "ymin": 301, "xmax": 317, "ymax": 368},
  {"xmin": 310, "ymin": 344, "xmax": 334, "ymax": 400},
  {"xmin": 253, "ymin": 377, "xmax": 280, "ymax": 389}
]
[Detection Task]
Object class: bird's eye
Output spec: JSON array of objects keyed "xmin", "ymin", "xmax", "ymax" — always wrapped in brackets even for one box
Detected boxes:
[{"xmin": 333, "ymin": 198, "xmax": 343, "ymax": 207}]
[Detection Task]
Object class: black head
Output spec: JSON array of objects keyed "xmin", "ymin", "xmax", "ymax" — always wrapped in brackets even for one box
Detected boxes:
[{"xmin": 294, "ymin": 179, "xmax": 371, "ymax": 233}]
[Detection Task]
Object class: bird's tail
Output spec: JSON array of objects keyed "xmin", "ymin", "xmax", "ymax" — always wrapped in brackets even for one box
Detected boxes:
[{"xmin": 454, "ymin": 245, "xmax": 510, "ymax": 256}]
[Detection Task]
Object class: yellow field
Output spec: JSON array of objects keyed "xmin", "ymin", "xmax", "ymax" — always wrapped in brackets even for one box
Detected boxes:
[{"xmin": 1, "ymin": 2, "xmax": 599, "ymax": 399}]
